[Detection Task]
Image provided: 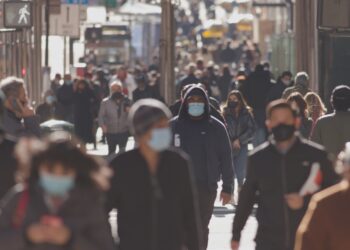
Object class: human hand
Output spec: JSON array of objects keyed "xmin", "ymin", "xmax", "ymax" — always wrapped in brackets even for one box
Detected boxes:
[
  {"xmin": 45, "ymin": 224, "xmax": 72, "ymax": 246},
  {"xmin": 285, "ymin": 193, "xmax": 304, "ymax": 210},
  {"xmin": 26, "ymin": 224, "xmax": 48, "ymax": 244},
  {"xmin": 220, "ymin": 192, "xmax": 231, "ymax": 206},
  {"xmin": 232, "ymin": 140, "xmax": 241, "ymax": 150},
  {"xmin": 231, "ymin": 240, "xmax": 240, "ymax": 250}
]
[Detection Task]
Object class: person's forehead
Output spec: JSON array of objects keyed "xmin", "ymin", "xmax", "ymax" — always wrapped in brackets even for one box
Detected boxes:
[
  {"xmin": 270, "ymin": 107, "xmax": 294, "ymax": 120},
  {"xmin": 187, "ymin": 95, "xmax": 204, "ymax": 101}
]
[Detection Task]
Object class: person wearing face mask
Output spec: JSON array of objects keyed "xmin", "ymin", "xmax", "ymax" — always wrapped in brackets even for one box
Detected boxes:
[
  {"xmin": 0, "ymin": 134, "xmax": 115, "ymax": 250},
  {"xmin": 106, "ymin": 99, "xmax": 202, "ymax": 250},
  {"xmin": 98, "ymin": 81, "xmax": 132, "ymax": 156},
  {"xmin": 36, "ymin": 90, "xmax": 57, "ymax": 124},
  {"xmin": 170, "ymin": 85, "xmax": 234, "ymax": 249},
  {"xmin": 0, "ymin": 77, "xmax": 41, "ymax": 138},
  {"xmin": 267, "ymin": 71, "xmax": 293, "ymax": 103},
  {"xmin": 231, "ymin": 100, "xmax": 339, "ymax": 250},
  {"xmin": 223, "ymin": 90, "xmax": 256, "ymax": 199}
]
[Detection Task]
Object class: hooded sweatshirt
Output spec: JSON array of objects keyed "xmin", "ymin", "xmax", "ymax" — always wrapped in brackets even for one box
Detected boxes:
[{"xmin": 170, "ymin": 86, "xmax": 234, "ymax": 194}]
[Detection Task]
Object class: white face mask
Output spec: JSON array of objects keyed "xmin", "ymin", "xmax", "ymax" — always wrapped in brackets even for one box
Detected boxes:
[{"xmin": 147, "ymin": 127, "xmax": 172, "ymax": 152}]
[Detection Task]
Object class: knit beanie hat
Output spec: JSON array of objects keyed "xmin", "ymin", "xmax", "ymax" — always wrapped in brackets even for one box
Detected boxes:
[{"xmin": 129, "ymin": 99, "xmax": 172, "ymax": 137}]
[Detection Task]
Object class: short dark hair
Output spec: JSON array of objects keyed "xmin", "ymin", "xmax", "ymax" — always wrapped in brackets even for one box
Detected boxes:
[
  {"xmin": 266, "ymin": 99, "xmax": 298, "ymax": 119},
  {"xmin": 281, "ymin": 71, "xmax": 292, "ymax": 78}
]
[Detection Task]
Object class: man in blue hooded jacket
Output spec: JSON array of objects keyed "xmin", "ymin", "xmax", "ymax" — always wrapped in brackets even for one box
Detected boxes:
[{"xmin": 170, "ymin": 85, "xmax": 234, "ymax": 249}]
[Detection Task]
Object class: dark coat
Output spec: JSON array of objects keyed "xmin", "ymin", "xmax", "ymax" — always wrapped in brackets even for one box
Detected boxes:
[
  {"xmin": 0, "ymin": 185, "xmax": 115, "ymax": 250},
  {"xmin": 0, "ymin": 136, "xmax": 17, "ymax": 200},
  {"xmin": 73, "ymin": 89, "xmax": 95, "ymax": 143},
  {"xmin": 170, "ymin": 86, "xmax": 234, "ymax": 194},
  {"xmin": 223, "ymin": 108, "xmax": 256, "ymax": 145},
  {"xmin": 36, "ymin": 103, "xmax": 56, "ymax": 124},
  {"xmin": 106, "ymin": 149, "xmax": 202, "ymax": 250},
  {"xmin": 267, "ymin": 80, "xmax": 289, "ymax": 103},
  {"xmin": 56, "ymin": 84, "xmax": 74, "ymax": 122},
  {"xmin": 232, "ymin": 137, "xmax": 339, "ymax": 250}
]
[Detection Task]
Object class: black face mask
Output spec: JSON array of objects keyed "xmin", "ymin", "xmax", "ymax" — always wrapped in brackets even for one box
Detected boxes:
[
  {"xmin": 228, "ymin": 101, "xmax": 239, "ymax": 109},
  {"xmin": 271, "ymin": 124, "xmax": 296, "ymax": 142},
  {"xmin": 112, "ymin": 92, "xmax": 123, "ymax": 100}
]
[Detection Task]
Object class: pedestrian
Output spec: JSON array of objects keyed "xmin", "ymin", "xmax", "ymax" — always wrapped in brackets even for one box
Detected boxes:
[
  {"xmin": 304, "ymin": 92, "xmax": 327, "ymax": 129},
  {"xmin": 267, "ymin": 71, "xmax": 293, "ymax": 103},
  {"xmin": 98, "ymin": 81, "xmax": 131, "ymax": 155},
  {"xmin": 56, "ymin": 75, "xmax": 74, "ymax": 123},
  {"xmin": 287, "ymin": 93, "xmax": 313, "ymax": 139},
  {"xmin": 0, "ymin": 93, "xmax": 17, "ymax": 200},
  {"xmin": 0, "ymin": 134, "xmax": 115, "ymax": 250},
  {"xmin": 245, "ymin": 64, "xmax": 272, "ymax": 146},
  {"xmin": 50, "ymin": 73, "xmax": 61, "ymax": 97},
  {"xmin": 311, "ymin": 85, "xmax": 350, "ymax": 157},
  {"xmin": 106, "ymin": 99, "xmax": 202, "ymax": 250},
  {"xmin": 231, "ymin": 100, "xmax": 339, "ymax": 250},
  {"xmin": 218, "ymin": 65, "xmax": 233, "ymax": 102},
  {"xmin": 36, "ymin": 90, "xmax": 57, "ymax": 123},
  {"xmin": 110, "ymin": 66, "xmax": 137, "ymax": 100},
  {"xmin": 170, "ymin": 85, "xmax": 234, "ymax": 249},
  {"xmin": 132, "ymin": 74, "xmax": 155, "ymax": 102},
  {"xmin": 295, "ymin": 142, "xmax": 350, "ymax": 250},
  {"xmin": 0, "ymin": 77, "xmax": 41, "ymax": 138},
  {"xmin": 179, "ymin": 63, "xmax": 200, "ymax": 91},
  {"xmin": 73, "ymin": 79, "xmax": 96, "ymax": 145},
  {"xmin": 223, "ymin": 90, "xmax": 256, "ymax": 194},
  {"xmin": 282, "ymin": 72, "xmax": 311, "ymax": 99}
]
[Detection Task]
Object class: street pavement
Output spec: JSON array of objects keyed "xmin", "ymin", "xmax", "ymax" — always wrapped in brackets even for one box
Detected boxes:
[{"xmin": 87, "ymin": 136, "xmax": 258, "ymax": 250}]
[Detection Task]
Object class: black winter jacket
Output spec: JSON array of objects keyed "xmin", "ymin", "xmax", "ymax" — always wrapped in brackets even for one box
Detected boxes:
[
  {"xmin": 232, "ymin": 136, "xmax": 339, "ymax": 250},
  {"xmin": 106, "ymin": 149, "xmax": 202, "ymax": 250},
  {"xmin": 170, "ymin": 86, "xmax": 234, "ymax": 194}
]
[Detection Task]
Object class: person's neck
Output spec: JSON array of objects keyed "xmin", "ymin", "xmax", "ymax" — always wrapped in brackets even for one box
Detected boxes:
[
  {"xmin": 139, "ymin": 143, "xmax": 159, "ymax": 175},
  {"xmin": 275, "ymin": 136, "xmax": 297, "ymax": 153},
  {"xmin": 189, "ymin": 115, "xmax": 204, "ymax": 121}
]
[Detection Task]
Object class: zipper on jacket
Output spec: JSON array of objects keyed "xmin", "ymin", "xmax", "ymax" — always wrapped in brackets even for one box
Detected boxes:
[{"xmin": 281, "ymin": 156, "xmax": 291, "ymax": 250}]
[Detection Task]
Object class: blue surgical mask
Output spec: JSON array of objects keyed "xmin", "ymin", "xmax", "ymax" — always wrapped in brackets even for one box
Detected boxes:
[
  {"xmin": 148, "ymin": 127, "xmax": 172, "ymax": 152},
  {"xmin": 39, "ymin": 173, "xmax": 75, "ymax": 197},
  {"xmin": 45, "ymin": 96, "xmax": 55, "ymax": 105},
  {"xmin": 188, "ymin": 102, "xmax": 205, "ymax": 117}
]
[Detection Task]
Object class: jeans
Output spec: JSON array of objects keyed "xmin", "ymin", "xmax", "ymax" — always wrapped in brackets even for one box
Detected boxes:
[
  {"xmin": 106, "ymin": 132, "xmax": 129, "ymax": 155},
  {"xmin": 196, "ymin": 184, "xmax": 217, "ymax": 250},
  {"xmin": 253, "ymin": 126, "xmax": 267, "ymax": 148},
  {"xmin": 233, "ymin": 144, "xmax": 248, "ymax": 187}
]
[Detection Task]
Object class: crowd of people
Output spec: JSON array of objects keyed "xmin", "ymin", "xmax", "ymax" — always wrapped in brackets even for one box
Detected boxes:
[{"xmin": 0, "ymin": 52, "xmax": 350, "ymax": 250}]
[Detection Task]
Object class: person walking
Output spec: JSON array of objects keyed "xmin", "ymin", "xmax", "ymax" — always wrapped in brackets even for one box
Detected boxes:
[
  {"xmin": 267, "ymin": 71, "xmax": 293, "ymax": 103},
  {"xmin": 106, "ymin": 99, "xmax": 202, "ymax": 250},
  {"xmin": 231, "ymin": 100, "xmax": 339, "ymax": 250},
  {"xmin": 0, "ymin": 77, "xmax": 41, "ymax": 138},
  {"xmin": 311, "ymin": 85, "xmax": 350, "ymax": 157},
  {"xmin": 0, "ymin": 134, "xmax": 115, "ymax": 250},
  {"xmin": 304, "ymin": 92, "xmax": 327, "ymax": 129},
  {"xmin": 36, "ymin": 90, "xmax": 57, "ymax": 123},
  {"xmin": 223, "ymin": 90, "xmax": 256, "ymax": 194},
  {"xmin": 245, "ymin": 64, "xmax": 272, "ymax": 146},
  {"xmin": 98, "ymin": 81, "xmax": 131, "ymax": 155},
  {"xmin": 282, "ymin": 72, "xmax": 311, "ymax": 99},
  {"xmin": 56, "ymin": 75, "xmax": 74, "ymax": 123},
  {"xmin": 170, "ymin": 85, "xmax": 234, "ymax": 249},
  {"xmin": 218, "ymin": 65, "xmax": 233, "ymax": 101},
  {"xmin": 295, "ymin": 142, "xmax": 350, "ymax": 250},
  {"xmin": 287, "ymin": 93, "xmax": 313, "ymax": 139},
  {"xmin": 73, "ymin": 79, "xmax": 96, "ymax": 145}
]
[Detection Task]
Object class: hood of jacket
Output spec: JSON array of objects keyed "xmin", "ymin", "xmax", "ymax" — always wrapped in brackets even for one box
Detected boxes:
[{"xmin": 178, "ymin": 86, "xmax": 211, "ymax": 121}]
